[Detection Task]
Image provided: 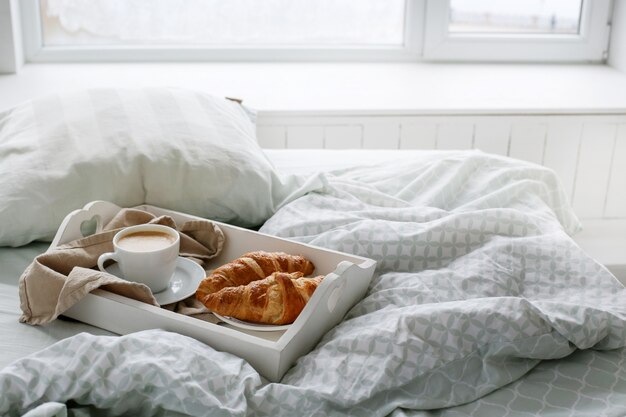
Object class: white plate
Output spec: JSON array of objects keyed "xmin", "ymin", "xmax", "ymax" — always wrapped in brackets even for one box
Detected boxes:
[
  {"xmin": 212, "ymin": 313, "xmax": 291, "ymax": 332},
  {"xmin": 105, "ymin": 257, "xmax": 205, "ymax": 305}
]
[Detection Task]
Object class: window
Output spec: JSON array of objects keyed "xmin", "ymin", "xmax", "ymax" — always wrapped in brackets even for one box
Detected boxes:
[
  {"xmin": 19, "ymin": 0, "xmax": 611, "ymax": 63},
  {"xmin": 448, "ymin": 0, "xmax": 583, "ymax": 35},
  {"xmin": 424, "ymin": 0, "xmax": 612, "ymax": 62},
  {"xmin": 21, "ymin": 0, "xmax": 424, "ymax": 61}
]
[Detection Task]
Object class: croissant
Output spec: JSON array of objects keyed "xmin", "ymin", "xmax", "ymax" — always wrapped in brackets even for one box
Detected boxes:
[
  {"xmin": 196, "ymin": 251, "xmax": 315, "ymax": 301},
  {"xmin": 200, "ymin": 272, "xmax": 325, "ymax": 325}
]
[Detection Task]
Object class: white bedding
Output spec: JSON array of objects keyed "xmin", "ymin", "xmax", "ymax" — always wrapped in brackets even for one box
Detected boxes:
[
  {"xmin": 265, "ymin": 149, "xmax": 427, "ymax": 175},
  {"xmin": 0, "ymin": 244, "xmax": 112, "ymax": 370},
  {"xmin": 2, "ymin": 149, "xmax": 626, "ymax": 416},
  {"xmin": 0, "ymin": 89, "xmax": 320, "ymax": 247}
]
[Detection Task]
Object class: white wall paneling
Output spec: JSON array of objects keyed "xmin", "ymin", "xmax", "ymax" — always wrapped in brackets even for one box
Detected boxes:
[
  {"xmin": 543, "ymin": 121, "xmax": 583, "ymax": 199},
  {"xmin": 257, "ymin": 114, "xmax": 626, "ymax": 219},
  {"xmin": 399, "ymin": 121, "xmax": 437, "ymax": 149},
  {"xmin": 286, "ymin": 126, "xmax": 324, "ymax": 149},
  {"xmin": 436, "ymin": 123, "xmax": 474, "ymax": 150},
  {"xmin": 363, "ymin": 122, "xmax": 400, "ymax": 149},
  {"xmin": 257, "ymin": 126, "xmax": 286, "ymax": 149},
  {"xmin": 572, "ymin": 123, "xmax": 617, "ymax": 219},
  {"xmin": 508, "ymin": 123, "xmax": 547, "ymax": 164},
  {"xmin": 324, "ymin": 126, "xmax": 363, "ymax": 149},
  {"xmin": 605, "ymin": 124, "xmax": 626, "ymax": 218},
  {"xmin": 473, "ymin": 119, "xmax": 510, "ymax": 155}
]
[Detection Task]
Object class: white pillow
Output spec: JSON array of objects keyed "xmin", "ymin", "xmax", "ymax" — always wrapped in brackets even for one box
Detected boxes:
[{"xmin": 0, "ymin": 88, "xmax": 321, "ymax": 247}]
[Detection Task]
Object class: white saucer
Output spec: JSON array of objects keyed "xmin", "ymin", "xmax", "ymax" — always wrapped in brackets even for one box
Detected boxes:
[
  {"xmin": 212, "ymin": 313, "xmax": 291, "ymax": 332},
  {"xmin": 105, "ymin": 257, "xmax": 204, "ymax": 306}
]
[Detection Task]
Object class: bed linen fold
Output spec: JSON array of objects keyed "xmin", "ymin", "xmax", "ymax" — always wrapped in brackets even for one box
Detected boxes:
[
  {"xmin": 19, "ymin": 208, "xmax": 224, "ymax": 325},
  {"xmin": 2, "ymin": 150, "xmax": 626, "ymax": 416}
]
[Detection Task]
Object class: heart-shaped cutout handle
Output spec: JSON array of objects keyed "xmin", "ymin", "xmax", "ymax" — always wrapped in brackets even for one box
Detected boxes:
[
  {"xmin": 80, "ymin": 215, "xmax": 101, "ymax": 238},
  {"xmin": 327, "ymin": 280, "xmax": 347, "ymax": 313}
]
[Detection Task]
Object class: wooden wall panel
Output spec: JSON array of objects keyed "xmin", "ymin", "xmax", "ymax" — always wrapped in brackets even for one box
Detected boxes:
[
  {"xmin": 437, "ymin": 123, "xmax": 474, "ymax": 150},
  {"xmin": 509, "ymin": 123, "xmax": 547, "ymax": 164},
  {"xmin": 543, "ymin": 120, "xmax": 582, "ymax": 199},
  {"xmin": 605, "ymin": 124, "xmax": 626, "ymax": 218},
  {"xmin": 287, "ymin": 126, "xmax": 324, "ymax": 149},
  {"xmin": 572, "ymin": 123, "xmax": 617, "ymax": 218},
  {"xmin": 474, "ymin": 120, "xmax": 510, "ymax": 155},
  {"xmin": 399, "ymin": 122, "xmax": 437, "ymax": 149},
  {"xmin": 363, "ymin": 122, "xmax": 400, "ymax": 149},
  {"xmin": 257, "ymin": 126, "xmax": 286, "ymax": 149},
  {"xmin": 324, "ymin": 126, "xmax": 362, "ymax": 149}
]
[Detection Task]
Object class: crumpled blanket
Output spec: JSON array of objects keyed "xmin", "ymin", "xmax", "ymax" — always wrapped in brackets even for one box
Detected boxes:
[{"xmin": 3, "ymin": 151, "xmax": 626, "ymax": 417}]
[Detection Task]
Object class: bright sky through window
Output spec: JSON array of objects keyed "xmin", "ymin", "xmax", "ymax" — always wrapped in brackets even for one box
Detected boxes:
[{"xmin": 449, "ymin": 0, "xmax": 583, "ymax": 34}]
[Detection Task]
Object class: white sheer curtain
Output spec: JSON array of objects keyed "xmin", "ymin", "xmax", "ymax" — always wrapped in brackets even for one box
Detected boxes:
[{"xmin": 42, "ymin": 0, "xmax": 406, "ymax": 46}]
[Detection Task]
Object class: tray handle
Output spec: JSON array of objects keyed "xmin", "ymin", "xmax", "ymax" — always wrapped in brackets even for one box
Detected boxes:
[
  {"xmin": 324, "ymin": 261, "xmax": 352, "ymax": 313},
  {"xmin": 326, "ymin": 279, "xmax": 347, "ymax": 313},
  {"xmin": 49, "ymin": 201, "xmax": 122, "ymax": 250}
]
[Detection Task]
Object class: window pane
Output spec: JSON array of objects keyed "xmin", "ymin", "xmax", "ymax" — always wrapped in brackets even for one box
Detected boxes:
[
  {"xmin": 449, "ymin": 0, "xmax": 583, "ymax": 34},
  {"xmin": 40, "ymin": 0, "xmax": 406, "ymax": 47}
]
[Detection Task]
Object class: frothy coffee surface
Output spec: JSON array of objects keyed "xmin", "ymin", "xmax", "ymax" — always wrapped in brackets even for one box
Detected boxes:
[{"xmin": 117, "ymin": 231, "xmax": 176, "ymax": 252}]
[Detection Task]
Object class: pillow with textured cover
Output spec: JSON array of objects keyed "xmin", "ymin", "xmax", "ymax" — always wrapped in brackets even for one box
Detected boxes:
[{"xmin": 0, "ymin": 88, "xmax": 321, "ymax": 247}]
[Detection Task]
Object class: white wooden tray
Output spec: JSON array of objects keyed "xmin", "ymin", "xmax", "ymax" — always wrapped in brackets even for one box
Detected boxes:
[{"xmin": 52, "ymin": 201, "xmax": 377, "ymax": 382}]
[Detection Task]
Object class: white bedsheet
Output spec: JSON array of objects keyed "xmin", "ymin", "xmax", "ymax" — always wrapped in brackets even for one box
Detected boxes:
[{"xmin": 0, "ymin": 244, "xmax": 112, "ymax": 370}]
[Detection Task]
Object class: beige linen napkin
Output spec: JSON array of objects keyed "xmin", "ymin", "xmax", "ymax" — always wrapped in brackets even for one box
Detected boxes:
[{"xmin": 19, "ymin": 208, "xmax": 224, "ymax": 325}]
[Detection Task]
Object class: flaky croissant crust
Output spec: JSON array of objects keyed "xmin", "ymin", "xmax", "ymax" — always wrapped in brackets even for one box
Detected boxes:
[
  {"xmin": 195, "ymin": 251, "xmax": 315, "ymax": 301},
  {"xmin": 199, "ymin": 272, "xmax": 324, "ymax": 325}
]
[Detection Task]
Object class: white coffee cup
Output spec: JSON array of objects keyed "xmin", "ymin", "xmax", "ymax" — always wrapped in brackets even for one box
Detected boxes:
[{"xmin": 97, "ymin": 224, "xmax": 180, "ymax": 293}]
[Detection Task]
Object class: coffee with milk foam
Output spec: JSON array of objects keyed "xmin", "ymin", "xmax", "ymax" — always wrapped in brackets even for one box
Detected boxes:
[{"xmin": 117, "ymin": 231, "xmax": 176, "ymax": 252}]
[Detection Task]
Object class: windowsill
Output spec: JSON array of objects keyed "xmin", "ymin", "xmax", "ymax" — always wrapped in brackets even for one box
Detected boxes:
[{"xmin": 1, "ymin": 62, "xmax": 626, "ymax": 115}]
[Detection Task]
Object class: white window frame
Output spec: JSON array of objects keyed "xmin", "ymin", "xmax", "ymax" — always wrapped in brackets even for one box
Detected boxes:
[
  {"xmin": 17, "ymin": 0, "xmax": 612, "ymax": 64},
  {"xmin": 423, "ymin": 0, "xmax": 612, "ymax": 62},
  {"xmin": 19, "ymin": 0, "xmax": 424, "ymax": 63}
]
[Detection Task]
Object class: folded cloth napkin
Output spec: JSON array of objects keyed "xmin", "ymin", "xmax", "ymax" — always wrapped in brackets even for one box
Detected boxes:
[{"xmin": 19, "ymin": 208, "xmax": 224, "ymax": 325}]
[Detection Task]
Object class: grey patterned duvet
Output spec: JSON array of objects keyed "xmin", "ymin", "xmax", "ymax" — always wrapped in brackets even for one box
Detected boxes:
[
  {"xmin": 1, "ymin": 150, "xmax": 626, "ymax": 416},
  {"xmin": 408, "ymin": 347, "xmax": 626, "ymax": 417}
]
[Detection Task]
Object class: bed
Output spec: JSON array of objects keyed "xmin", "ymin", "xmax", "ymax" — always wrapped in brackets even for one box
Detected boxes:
[{"xmin": 2, "ymin": 89, "xmax": 626, "ymax": 416}]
